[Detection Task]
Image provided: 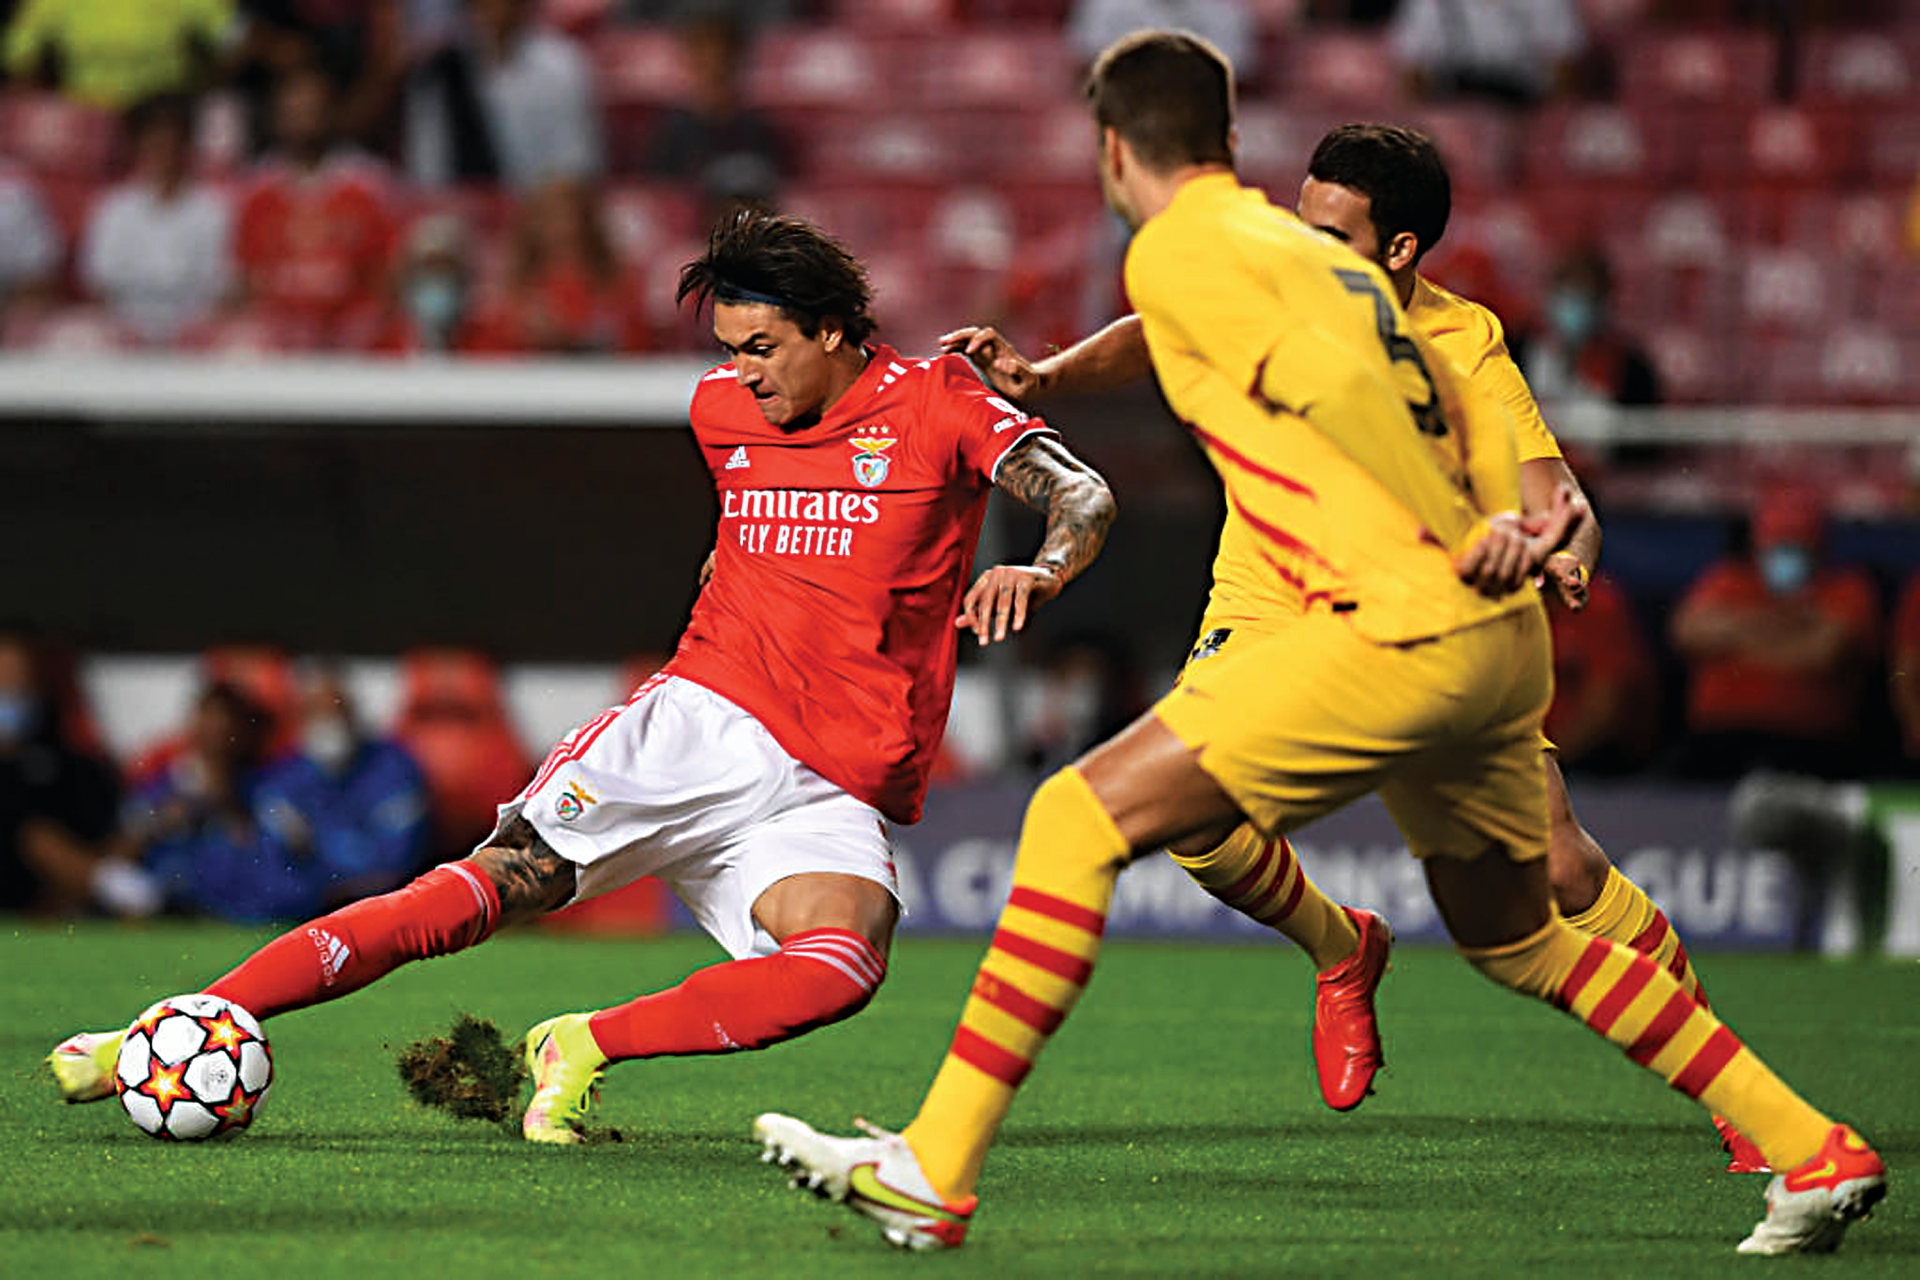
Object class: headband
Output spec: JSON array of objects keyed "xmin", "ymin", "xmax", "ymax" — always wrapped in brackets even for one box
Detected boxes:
[{"xmin": 714, "ymin": 281, "xmax": 795, "ymax": 310}]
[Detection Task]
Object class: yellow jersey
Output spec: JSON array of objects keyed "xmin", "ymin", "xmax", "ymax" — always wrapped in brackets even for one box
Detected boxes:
[
  {"xmin": 1405, "ymin": 275, "xmax": 1560, "ymax": 466},
  {"xmin": 1128, "ymin": 173, "xmax": 1531, "ymax": 647}
]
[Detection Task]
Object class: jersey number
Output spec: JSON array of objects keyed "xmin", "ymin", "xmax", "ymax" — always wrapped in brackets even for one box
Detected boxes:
[{"xmin": 1333, "ymin": 268, "xmax": 1448, "ymax": 438}]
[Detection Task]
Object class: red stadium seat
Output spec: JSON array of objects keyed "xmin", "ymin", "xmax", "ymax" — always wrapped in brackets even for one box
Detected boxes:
[
  {"xmin": 1232, "ymin": 103, "xmax": 1341, "ymax": 192},
  {"xmin": 1272, "ymin": 28, "xmax": 1404, "ymax": 112},
  {"xmin": 804, "ymin": 111, "xmax": 955, "ymax": 182},
  {"xmin": 916, "ymin": 27, "xmax": 1074, "ymax": 106},
  {"xmin": 1864, "ymin": 111, "xmax": 1920, "ymax": 183},
  {"xmin": 1642, "ymin": 324, "xmax": 1727, "ymax": 405},
  {"xmin": 1817, "ymin": 326, "xmax": 1906, "ymax": 404},
  {"xmin": 199, "ymin": 645, "xmax": 298, "ymax": 756},
  {"xmin": 927, "ymin": 186, "xmax": 1017, "ymax": 268},
  {"xmin": 601, "ymin": 183, "xmax": 701, "ymax": 266},
  {"xmin": 1800, "ymin": 29, "xmax": 1918, "ymax": 104},
  {"xmin": 0, "ymin": 94, "xmax": 118, "ymax": 179},
  {"xmin": 780, "ymin": 181, "xmax": 930, "ymax": 255},
  {"xmin": 1740, "ymin": 245, "xmax": 1837, "ymax": 332},
  {"xmin": 590, "ymin": 26, "xmax": 695, "ymax": 106},
  {"xmin": 1696, "ymin": 105, "xmax": 1860, "ymax": 187},
  {"xmin": 1408, "ymin": 104, "xmax": 1520, "ymax": 196},
  {"xmin": 174, "ymin": 308, "xmax": 321, "ymax": 358},
  {"xmin": 1523, "ymin": 104, "xmax": 1686, "ymax": 186},
  {"xmin": 1617, "ymin": 29, "xmax": 1777, "ymax": 104},
  {"xmin": 742, "ymin": 29, "xmax": 895, "ymax": 109},
  {"xmin": 832, "ymin": 0, "xmax": 955, "ymax": 27},
  {"xmin": 393, "ymin": 648, "xmax": 534, "ymax": 862},
  {"xmin": 1, "ymin": 305, "xmax": 131, "ymax": 354},
  {"xmin": 1638, "ymin": 191, "xmax": 1733, "ymax": 268}
]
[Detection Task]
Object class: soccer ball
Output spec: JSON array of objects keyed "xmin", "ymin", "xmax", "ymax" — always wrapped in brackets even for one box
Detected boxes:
[{"xmin": 115, "ymin": 994, "xmax": 273, "ymax": 1140}]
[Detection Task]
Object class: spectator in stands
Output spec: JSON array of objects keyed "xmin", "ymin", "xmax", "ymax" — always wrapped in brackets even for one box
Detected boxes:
[
  {"xmin": 0, "ymin": 624, "xmax": 121, "ymax": 914},
  {"xmin": 250, "ymin": 663, "xmax": 431, "ymax": 910},
  {"xmin": 234, "ymin": 63, "xmax": 398, "ymax": 347},
  {"xmin": 1668, "ymin": 490, "xmax": 1882, "ymax": 779},
  {"xmin": 503, "ymin": 178, "xmax": 639, "ymax": 354},
  {"xmin": 79, "ymin": 94, "xmax": 234, "ymax": 345},
  {"xmin": 1892, "ymin": 571, "xmax": 1920, "ymax": 770},
  {"xmin": 1515, "ymin": 246, "xmax": 1661, "ymax": 411},
  {"xmin": 231, "ymin": 1, "xmax": 409, "ymax": 158},
  {"xmin": 125, "ymin": 681, "xmax": 282, "ymax": 918},
  {"xmin": 3, "ymin": 0, "xmax": 238, "ymax": 109},
  {"xmin": 405, "ymin": 0, "xmax": 603, "ymax": 189},
  {"xmin": 1544, "ymin": 570, "xmax": 1660, "ymax": 775},
  {"xmin": 1067, "ymin": 0, "xmax": 1259, "ymax": 83},
  {"xmin": 360, "ymin": 210, "xmax": 516, "ymax": 355},
  {"xmin": 1389, "ymin": 0, "xmax": 1586, "ymax": 105},
  {"xmin": 0, "ymin": 160, "xmax": 61, "ymax": 327},
  {"xmin": 640, "ymin": 17, "xmax": 789, "ymax": 217}
]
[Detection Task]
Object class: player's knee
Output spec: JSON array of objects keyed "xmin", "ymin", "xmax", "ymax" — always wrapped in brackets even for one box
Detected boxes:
[
  {"xmin": 471, "ymin": 821, "xmax": 575, "ymax": 922},
  {"xmin": 1460, "ymin": 919, "xmax": 1577, "ymax": 1002},
  {"xmin": 1023, "ymin": 768, "xmax": 1130, "ymax": 871},
  {"xmin": 1546, "ymin": 821, "xmax": 1610, "ymax": 917}
]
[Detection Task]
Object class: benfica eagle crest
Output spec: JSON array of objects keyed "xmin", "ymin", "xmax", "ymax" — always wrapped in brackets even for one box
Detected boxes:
[{"xmin": 849, "ymin": 435, "xmax": 896, "ymax": 488}]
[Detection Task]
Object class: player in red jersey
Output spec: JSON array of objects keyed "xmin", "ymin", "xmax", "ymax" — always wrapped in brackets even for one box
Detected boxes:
[{"xmin": 47, "ymin": 207, "xmax": 1117, "ymax": 1145}]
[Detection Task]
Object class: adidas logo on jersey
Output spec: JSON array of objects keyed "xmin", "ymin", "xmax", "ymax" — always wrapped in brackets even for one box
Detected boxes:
[{"xmin": 725, "ymin": 446, "xmax": 751, "ymax": 470}]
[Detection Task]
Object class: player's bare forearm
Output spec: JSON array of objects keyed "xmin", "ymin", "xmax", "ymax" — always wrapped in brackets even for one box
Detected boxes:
[
  {"xmin": 995, "ymin": 435, "xmax": 1116, "ymax": 584},
  {"xmin": 943, "ymin": 316, "xmax": 1151, "ymax": 401}
]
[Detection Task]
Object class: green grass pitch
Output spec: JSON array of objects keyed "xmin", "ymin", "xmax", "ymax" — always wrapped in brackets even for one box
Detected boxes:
[{"xmin": 4, "ymin": 919, "xmax": 1914, "ymax": 1277}]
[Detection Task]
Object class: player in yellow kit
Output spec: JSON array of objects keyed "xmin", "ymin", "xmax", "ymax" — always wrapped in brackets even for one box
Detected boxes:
[
  {"xmin": 933, "ymin": 121, "xmax": 1763, "ymax": 1172},
  {"xmin": 754, "ymin": 31, "xmax": 1884, "ymax": 1257}
]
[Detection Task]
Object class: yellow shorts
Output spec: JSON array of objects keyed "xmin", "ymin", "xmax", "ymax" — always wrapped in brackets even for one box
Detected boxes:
[{"xmin": 1157, "ymin": 604, "xmax": 1553, "ymax": 862}]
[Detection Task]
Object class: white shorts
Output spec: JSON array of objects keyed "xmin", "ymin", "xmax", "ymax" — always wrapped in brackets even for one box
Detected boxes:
[{"xmin": 490, "ymin": 675, "xmax": 899, "ymax": 959}]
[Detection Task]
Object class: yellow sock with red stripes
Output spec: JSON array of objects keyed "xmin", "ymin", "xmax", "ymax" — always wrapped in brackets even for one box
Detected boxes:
[
  {"xmin": 1463, "ymin": 916, "xmax": 1831, "ymax": 1170},
  {"xmin": 1563, "ymin": 866, "xmax": 1709, "ymax": 1005},
  {"xmin": 902, "ymin": 767, "xmax": 1129, "ymax": 1201},
  {"xmin": 1170, "ymin": 825, "xmax": 1360, "ymax": 971}
]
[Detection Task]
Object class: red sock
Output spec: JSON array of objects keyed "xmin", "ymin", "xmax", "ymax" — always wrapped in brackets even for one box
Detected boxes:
[
  {"xmin": 587, "ymin": 927, "xmax": 885, "ymax": 1061},
  {"xmin": 205, "ymin": 862, "xmax": 500, "ymax": 1020}
]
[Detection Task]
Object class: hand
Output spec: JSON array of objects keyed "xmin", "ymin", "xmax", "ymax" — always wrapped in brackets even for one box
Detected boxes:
[
  {"xmin": 1456, "ymin": 485, "xmax": 1586, "ymax": 599},
  {"xmin": 940, "ymin": 325, "xmax": 1045, "ymax": 400},
  {"xmin": 1541, "ymin": 551, "xmax": 1590, "ymax": 611},
  {"xmin": 698, "ymin": 549, "xmax": 716, "ymax": 586},
  {"xmin": 956, "ymin": 564, "xmax": 1064, "ymax": 645}
]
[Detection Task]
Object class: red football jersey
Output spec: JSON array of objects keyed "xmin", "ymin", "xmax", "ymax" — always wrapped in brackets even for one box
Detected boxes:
[{"xmin": 664, "ymin": 344, "xmax": 1053, "ymax": 823}]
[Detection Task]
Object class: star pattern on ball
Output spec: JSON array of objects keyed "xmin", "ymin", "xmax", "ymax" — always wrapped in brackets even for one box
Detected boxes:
[
  {"xmin": 140, "ymin": 1060, "xmax": 189, "ymax": 1107},
  {"xmin": 210, "ymin": 1082, "xmax": 262, "ymax": 1127},
  {"xmin": 200, "ymin": 1010, "xmax": 248, "ymax": 1054}
]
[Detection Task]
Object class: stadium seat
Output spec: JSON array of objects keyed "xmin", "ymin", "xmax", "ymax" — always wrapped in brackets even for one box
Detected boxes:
[
  {"xmin": 1642, "ymin": 324, "xmax": 1726, "ymax": 405},
  {"xmin": 1617, "ymin": 28, "xmax": 1777, "ymax": 104},
  {"xmin": 832, "ymin": 0, "xmax": 955, "ymax": 26},
  {"xmin": 0, "ymin": 94, "xmax": 118, "ymax": 179},
  {"xmin": 1639, "ymin": 192, "xmax": 1732, "ymax": 268},
  {"xmin": 741, "ymin": 29, "xmax": 894, "ymax": 109},
  {"xmin": 393, "ymin": 647, "xmax": 534, "ymax": 862},
  {"xmin": 1522, "ymin": 104, "xmax": 1684, "ymax": 186},
  {"xmin": 1, "ymin": 305, "xmax": 130, "ymax": 355},
  {"xmin": 1800, "ymin": 29, "xmax": 1918, "ymax": 104},
  {"xmin": 1864, "ymin": 110, "xmax": 1920, "ymax": 183},
  {"xmin": 590, "ymin": 26, "xmax": 695, "ymax": 106},
  {"xmin": 927, "ymin": 186, "xmax": 1017, "ymax": 268},
  {"xmin": 1818, "ymin": 325, "xmax": 1906, "ymax": 404},
  {"xmin": 1697, "ymin": 105, "xmax": 1860, "ymax": 187},
  {"xmin": 174, "ymin": 308, "xmax": 321, "ymax": 358},
  {"xmin": 202, "ymin": 646, "xmax": 298, "ymax": 744},
  {"xmin": 916, "ymin": 27, "xmax": 1075, "ymax": 107},
  {"xmin": 804, "ymin": 111, "xmax": 956, "ymax": 182},
  {"xmin": 1741, "ymin": 245, "xmax": 1836, "ymax": 332},
  {"xmin": 600, "ymin": 183, "xmax": 701, "ymax": 266},
  {"xmin": 1271, "ymin": 28, "xmax": 1405, "ymax": 113},
  {"xmin": 1232, "ymin": 103, "xmax": 1339, "ymax": 192},
  {"xmin": 1408, "ymin": 104, "xmax": 1519, "ymax": 196}
]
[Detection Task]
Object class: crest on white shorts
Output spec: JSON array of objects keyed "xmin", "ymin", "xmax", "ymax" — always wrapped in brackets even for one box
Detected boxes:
[
  {"xmin": 849, "ymin": 434, "xmax": 895, "ymax": 488},
  {"xmin": 554, "ymin": 779, "xmax": 598, "ymax": 823}
]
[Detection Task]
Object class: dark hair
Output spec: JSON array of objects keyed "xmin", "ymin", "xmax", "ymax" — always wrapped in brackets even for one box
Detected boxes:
[
  {"xmin": 124, "ymin": 93, "xmax": 196, "ymax": 143},
  {"xmin": 677, "ymin": 205, "xmax": 876, "ymax": 346},
  {"xmin": 1084, "ymin": 30, "xmax": 1234, "ymax": 173},
  {"xmin": 1307, "ymin": 123, "xmax": 1451, "ymax": 265}
]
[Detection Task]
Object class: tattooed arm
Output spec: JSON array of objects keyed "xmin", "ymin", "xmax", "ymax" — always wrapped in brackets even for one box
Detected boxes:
[{"xmin": 957, "ymin": 434, "xmax": 1117, "ymax": 645}]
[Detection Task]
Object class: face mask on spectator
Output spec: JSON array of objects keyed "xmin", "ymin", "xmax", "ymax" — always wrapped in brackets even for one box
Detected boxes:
[
  {"xmin": 1547, "ymin": 287, "xmax": 1600, "ymax": 346},
  {"xmin": 407, "ymin": 273, "xmax": 463, "ymax": 334},
  {"xmin": 302, "ymin": 714, "xmax": 356, "ymax": 773},
  {"xmin": 1760, "ymin": 545, "xmax": 1813, "ymax": 596},
  {"xmin": 0, "ymin": 690, "xmax": 38, "ymax": 745}
]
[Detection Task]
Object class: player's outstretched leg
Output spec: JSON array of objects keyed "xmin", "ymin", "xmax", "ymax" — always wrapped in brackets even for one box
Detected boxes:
[
  {"xmin": 46, "ymin": 829, "xmax": 566, "ymax": 1103},
  {"xmin": 522, "ymin": 928, "xmax": 886, "ymax": 1144},
  {"xmin": 1436, "ymin": 853, "xmax": 1884, "ymax": 1255},
  {"xmin": 760, "ymin": 766, "xmax": 1132, "ymax": 1248},
  {"xmin": 1546, "ymin": 757, "xmax": 1767, "ymax": 1173},
  {"xmin": 1170, "ymin": 826, "xmax": 1390, "ymax": 1111}
]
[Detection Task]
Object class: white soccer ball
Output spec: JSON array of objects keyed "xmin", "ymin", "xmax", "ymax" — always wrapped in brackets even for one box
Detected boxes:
[{"xmin": 114, "ymin": 994, "xmax": 273, "ymax": 1141}]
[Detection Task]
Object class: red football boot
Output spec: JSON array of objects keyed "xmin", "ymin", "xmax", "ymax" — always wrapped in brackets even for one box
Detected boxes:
[{"xmin": 1312, "ymin": 907, "xmax": 1391, "ymax": 1111}]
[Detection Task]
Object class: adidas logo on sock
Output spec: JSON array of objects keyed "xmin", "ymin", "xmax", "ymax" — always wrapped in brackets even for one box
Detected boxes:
[
  {"xmin": 725, "ymin": 446, "xmax": 750, "ymax": 470},
  {"xmin": 308, "ymin": 927, "xmax": 353, "ymax": 985}
]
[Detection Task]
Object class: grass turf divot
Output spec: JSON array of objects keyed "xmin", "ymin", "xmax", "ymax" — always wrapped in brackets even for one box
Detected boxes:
[{"xmin": 395, "ymin": 1012, "xmax": 527, "ymax": 1126}]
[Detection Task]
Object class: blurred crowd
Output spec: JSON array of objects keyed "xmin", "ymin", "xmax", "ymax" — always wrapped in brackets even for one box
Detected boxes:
[
  {"xmin": 6, "ymin": 496, "xmax": 1920, "ymax": 920},
  {"xmin": 0, "ymin": 0, "xmax": 1910, "ymax": 406}
]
